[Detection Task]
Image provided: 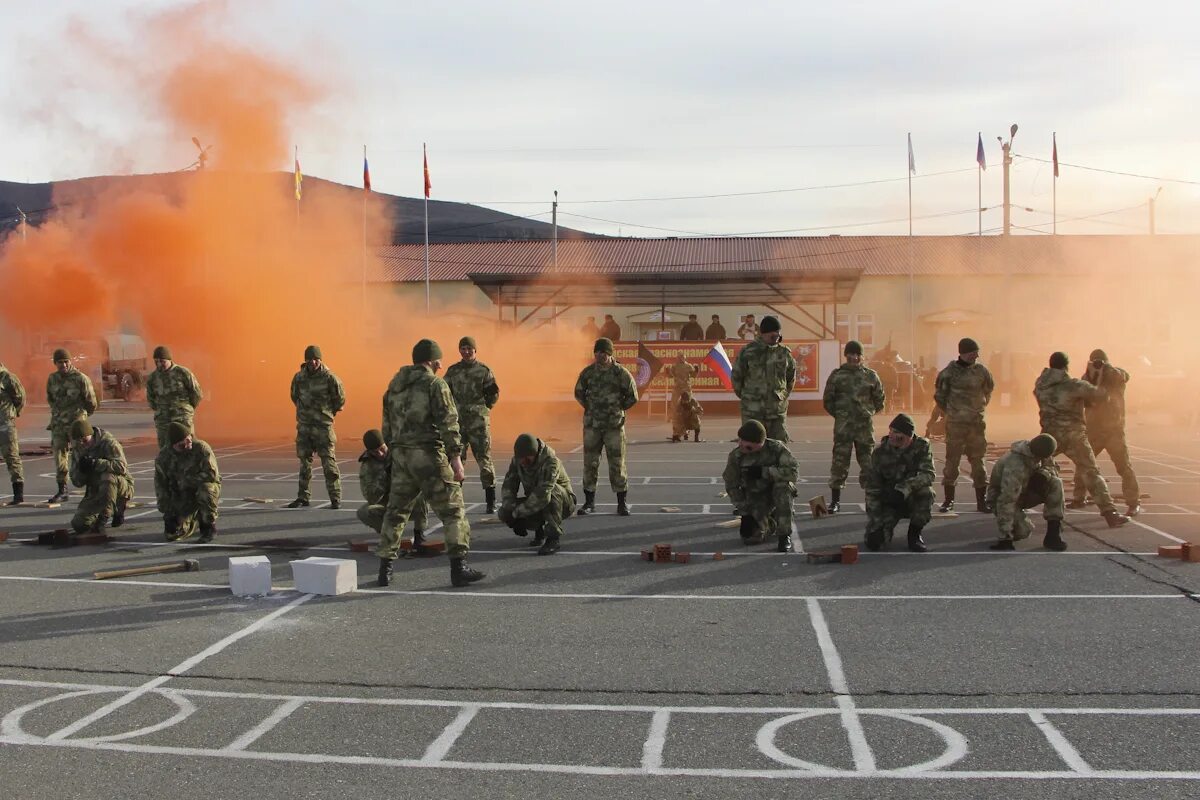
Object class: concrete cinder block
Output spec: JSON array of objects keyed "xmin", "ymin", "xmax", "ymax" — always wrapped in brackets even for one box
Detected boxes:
[
  {"xmin": 229, "ymin": 555, "xmax": 272, "ymax": 597},
  {"xmin": 290, "ymin": 557, "xmax": 357, "ymax": 596}
]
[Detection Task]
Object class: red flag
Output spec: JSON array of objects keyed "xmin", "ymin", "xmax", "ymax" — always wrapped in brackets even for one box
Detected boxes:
[
  {"xmin": 1052, "ymin": 133, "xmax": 1059, "ymax": 179},
  {"xmin": 423, "ymin": 144, "xmax": 431, "ymax": 199}
]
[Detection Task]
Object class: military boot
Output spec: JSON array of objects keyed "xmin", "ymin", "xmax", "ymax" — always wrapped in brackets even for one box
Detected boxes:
[
  {"xmin": 865, "ymin": 526, "xmax": 886, "ymax": 551},
  {"xmin": 989, "ymin": 539, "xmax": 1016, "ymax": 551},
  {"xmin": 1126, "ymin": 502, "xmax": 1143, "ymax": 517},
  {"xmin": 740, "ymin": 515, "xmax": 764, "ymax": 545},
  {"xmin": 48, "ymin": 483, "xmax": 68, "ymax": 503},
  {"xmin": 5, "ymin": 481, "xmax": 23, "ymax": 506},
  {"xmin": 412, "ymin": 527, "xmax": 427, "ymax": 548},
  {"xmin": 974, "ymin": 486, "xmax": 991, "ymax": 513},
  {"xmin": 530, "ymin": 524, "xmax": 546, "ymax": 548},
  {"xmin": 776, "ymin": 533, "xmax": 794, "ymax": 553},
  {"xmin": 450, "ymin": 558, "xmax": 485, "ymax": 587},
  {"xmin": 938, "ymin": 485, "xmax": 955, "ymax": 513},
  {"xmin": 537, "ymin": 533, "xmax": 561, "ymax": 555},
  {"xmin": 671, "ymin": 435, "xmax": 682, "ymax": 443},
  {"xmin": 163, "ymin": 516, "xmax": 180, "ymax": 542},
  {"xmin": 907, "ymin": 523, "xmax": 928, "ymax": 552},
  {"xmin": 577, "ymin": 490, "xmax": 596, "ymax": 515},
  {"xmin": 329, "ymin": 499, "xmax": 341, "ymax": 510},
  {"xmin": 285, "ymin": 498, "xmax": 310, "ymax": 509},
  {"xmin": 198, "ymin": 523, "xmax": 217, "ymax": 544},
  {"xmin": 828, "ymin": 488, "xmax": 841, "ymax": 514},
  {"xmin": 378, "ymin": 557, "xmax": 394, "ymax": 587},
  {"xmin": 693, "ymin": 429, "xmax": 702, "ymax": 442},
  {"xmin": 112, "ymin": 496, "xmax": 128, "ymax": 527},
  {"xmin": 485, "ymin": 487, "xmax": 496, "ymax": 514},
  {"xmin": 1103, "ymin": 509, "xmax": 1129, "ymax": 528},
  {"xmin": 1043, "ymin": 519, "xmax": 1067, "ymax": 551},
  {"xmin": 616, "ymin": 492, "xmax": 630, "ymax": 516}
]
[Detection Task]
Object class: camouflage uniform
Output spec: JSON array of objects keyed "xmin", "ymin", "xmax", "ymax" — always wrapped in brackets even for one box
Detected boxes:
[
  {"xmin": 721, "ymin": 439, "xmax": 798, "ymax": 540},
  {"xmin": 356, "ymin": 449, "xmax": 427, "ymax": 534},
  {"xmin": 47, "ymin": 367, "xmax": 98, "ymax": 487},
  {"xmin": 154, "ymin": 438, "xmax": 221, "ymax": 541},
  {"xmin": 732, "ymin": 338, "xmax": 796, "ymax": 442},
  {"xmin": 934, "ymin": 359, "xmax": 995, "ymax": 490},
  {"xmin": 1078, "ymin": 363, "xmax": 1139, "ymax": 506},
  {"xmin": 864, "ymin": 434, "xmax": 936, "ymax": 540},
  {"xmin": 822, "ymin": 363, "xmax": 885, "ymax": 489},
  {"xmin": 69, "ymin": 427, "xmax": 134, "ymax": 533},
  {"xmin": 574, "ymin": 361, "xmax": 639, "ymax": 492},
  {"xmin": 671, "ymin": 396, "xmax": 704, "ymax": 440},
  {"xmin": 290, "ymin": 363, "xmax": 346, "ymax": 504},
  {"xmin": 499, "ymin": 440, "xmax": 576, "ymax": 539},
  {"xmin": 146, "ymin": 364, "xmax": 203, "ymax": 450},
  {"xmin": 669, "ymin": 360, "xmax": 699, "ymax": 398},
  {"xmin": 0, "ymin": 364, "xmax": 26, "ymax": 485},
  {"xmin": 1033, "ymin": 367, "xmax": 1116, "ymax": 514},
  {"xmin": 378, "ymin": 365, "xmax": 471, "ymax": 560},
  {"xmin": 986, "ymin": 440, "xmax": 1064, "ymax": 542},
  {"xmin": 444, "ymin": 359, "xmax": 500, "ymax": 490}
]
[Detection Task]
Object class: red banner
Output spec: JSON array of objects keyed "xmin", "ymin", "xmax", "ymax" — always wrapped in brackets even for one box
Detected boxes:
[{"xmin": 613, "ymin": 341, "xmax": 821, "ymax": 397}]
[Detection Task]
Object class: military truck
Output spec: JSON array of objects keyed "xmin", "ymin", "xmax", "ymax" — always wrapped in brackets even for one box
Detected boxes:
[{"xmin": 25, "ymin": 333, "xmax": 148, "ymax": 402}]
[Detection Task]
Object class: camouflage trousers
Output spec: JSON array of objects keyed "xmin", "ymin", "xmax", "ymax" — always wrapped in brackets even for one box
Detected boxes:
[
  {"xmin": 50, "ymin": 426, "xmax": 74, "ymax": 486},
  {"xmin": 498, "ymin": 489, "xmax": 577, "ymax": 539},
  {"xmin": 1048, "ymin": 427, "xmax": 1115, "ymax": 513},
  {"xmin": 1076, "ymin": 428, "xmax": 1139, "ymax": 506},
  {"xmin": 162, "ymin": 482, "xmax": 221, "ymax": 541},
  {"xmin": 829, "ymin": 433, "xmax": 874, "ymax": 490},
  {"xmin": 0, "ymin": 422, "xmax": 22, "ymax": 484},
  {"xmin": 733, "ymin": 484, "xmax": 796, "ymax": 540},
  {"xmin": 72, "ymin": 474, "xmax": 135, "ymax": 534},
  {"xmin": 943, "ymin": 421, "xmax": 988, "ymax": 489},
  {"xmin": 996, "ymin": 470, "xmax": 1064, "ymax": 542},
  {"xmin": 740, "ymin": 407, "xmax": 789, "ymax": 443},
  {"xmin": 671, "ymin": 415, "xmax": 701, "ymax": 439},
  {"xmin": 357, "ymin": 495, "xmax": 428, "ymax": 534},
  {"xmin": 378, "ymin": 447, "xmax": 471, "ymax": 560},
  {"xmin": 865, "ymin": 487, "xmax": 934, "ymax": 540},
  {"xmin": 461, "ymin": 413, "xmax": 496, "ymax": 489},
  {"xmin": 154, "ymin": 414, "xmax": 195, "ymax": 451},
  {"xmin": 582, "ymin": 425, "xmax": 628, "ymax": 493},
  {"xmin": 295, "ymin": 424, "xmax": 340, "ymax": 503}
]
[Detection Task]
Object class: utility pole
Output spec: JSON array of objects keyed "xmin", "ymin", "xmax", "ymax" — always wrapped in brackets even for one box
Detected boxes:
[
  {"xmin": 552, "ymin": 190, "xmax": 558, "ymax": 268},
  {"xmin": 1149, "ymin": 187, "xmax": 1161, "ymax": 234},
  {"xmin": 998, "ymin": 124, "xmax": 1018, "ymax": 236}
]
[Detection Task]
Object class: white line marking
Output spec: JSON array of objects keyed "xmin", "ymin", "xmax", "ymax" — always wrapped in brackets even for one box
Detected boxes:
[
  {"xmin": 1128, "ymin": 518, "xmax": 1187, "ymax": 544},
  {"xmin": 805, "ymin": 598, "xmax": 876, "ymax": 773},
  {"xmin": 568, "ymin": 444, "xmax": 583, "ymax": 454},
  {"xmin": 1029, "ymin": 712, "xmax": 1093, "ymax": 774},
  {"xmin": 641, "ymin": 710, "xmax": 671, "ymax": 770},
  {"xmin": 420, "ymin": 705, "xmax": 480, "ymax": 763},
  {"xmin": 0, "ymin": 575, "xmax": 232, "ymax": 590},
  {"xmin": 223, "ymin": 698, "xmax": 306, "ymax": 752}
]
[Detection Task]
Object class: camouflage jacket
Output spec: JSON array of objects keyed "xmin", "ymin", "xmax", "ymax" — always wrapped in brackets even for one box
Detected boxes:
[
  {"xmin": 382, "ymin": 365, "xmax": 462, "ymax": 457},
  {"xmin": 864, "ymin": 435, "xmax": 936, "ymax": 497},
  {"xmin": 70, "ymin": 427, "xmax": 129, "ymax": 488},
  {"xmin": 290, "ymin": 364, "xmax": 345, "ymax": 427},
  {"xmin": 673, "ymin": 397, "xmax": 704, "ymax": 428},
  {"xmin": 46, "ymin": 367, "xmax": 97, "ymax": 431},
  {"xmin": 934, "ymin": 359, "xmax": 994, "ymax": 424},
  {"xmin": 574, "ymin": 361, "xmax": 639, "ymax": 429},
  {"xmin": 1034, "ymin": 367, "xmax": 1105, "ymax": 434},
  {"xmin": 0, "ymin": 364, "xmax": 26, "ymax": 423},
  {"xmin": 444, "ymin": 359, "xmax": 499, "ymax": 419},
  {"xmin": 721, "ymin": 439, "xmax": 798, "ymax": 505},
  {"xmin": 822, "ymin": 363, "xmax": 885, "ymax": 434},
  {"xmin": 731, "ymin": 338, "xmax": 796, "ymax": 415},
  {"xmin": 146, "ymin": 364, "xmax": 203, "ymax": 425},
  {"xmin": 501, "ymin": 440, "xmax": 575, "ymax": 517},
  {"xmin": 986, "ymin": 440, "xmax": 1058, "ymax": 531},
  {"xmin": 1082, "ymin": 363, "xmax": 1129, "ymax": 433},
  {"xmin": 670, "ymin": 361, "xmax": 699, "ymax": 392},
  {"xmin": 358, "ymin": 450, "xmax": 390, "ymax": 506},
  {"xmin": 154, "ymin": 438, "xmax": 220, "ymax": 507}
]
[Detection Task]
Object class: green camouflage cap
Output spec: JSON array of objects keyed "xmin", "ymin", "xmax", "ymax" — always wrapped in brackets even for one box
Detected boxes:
[
  {"xmin": 594, "ymin": 337, "xmax": 614, "ymax": 355},
  {"xmin": 168, "ymin": 421, "xmax": 191, "ymax": 445},
  {"xmin": 52, "ymin": 348, "xmax": 71, "ymax": 362},
  {"xmin": 153, "ymin": 345, "xmax": 172, "ymax": 360},
  {"xmin": 459, "ymin": 336, "xmax": 477, "ymax": 350},
  {"xmin": 304, "ymin": 345, "xmax": 322, "ymax": 361},
  {"xmin": 69, "ymin": 419, "xmax": 93, "ymax": 440},
  {"xmin": 737, "ymin": 420, "xmax": 766, "ymax": 443},
  {"xmin": 412, "ymin": 339, "xmax": 443, "ymax": 363}
]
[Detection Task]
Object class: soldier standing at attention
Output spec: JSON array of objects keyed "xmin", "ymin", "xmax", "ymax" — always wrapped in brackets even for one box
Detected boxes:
[
  {"xmin": 287, "ymin": 345, "xmax": 346, "ymax": 509},
  {"xmin": 986, "ymin": 433, "xmax": 1066, "ymax": 551},
  {"xmin": 145, "ymin": 345, "xmax": 203, "ymax": 451},
  {"xmin": 1077, "ymin": 349, "xmax": 1141, "ymax": 516},
  {"xmin": 444, "ymin": 336, "xmax": 500, "ymax": 513},
  {"xmin": 705, "ymin": 314, "xmax": 726, "ymax": 340},
  {"xmin": 574, "ymin": 337, "xmax": 639, "ymax": 516},
  {"xmin": 154, "ymin": 422, "xmax": 221, "ymax": 543},
  {"xmin": 722, "ymin": 419, "xmax": 799, "ymax": 552},
  {"xmin": 863, "ymin": 414, "xmax": 935, "ymax": 552},
  {"xmin": 68, "ymin": 419, "xmax": 134, "ymax": 535},
  {"xmin": 822, "ymin": 340, "xmax": 885, "ymax": 512},
  {"xmin": 0, "ymin": 359, "xmax": 26, "ymax": 506},
  {"xmin": 669, "ymin": 352, "xmax": 699, "ymax": 399},
  {"xmin": 732, "ymin": 315, "xmax": 796, "ymax": 442},
  {"xmin": 934, "ymin": 337, "xmax": 995, "ymax": 513},
  {"xmin": 46, "ymin": 349, "xmax": 97, "ymax": 503},
  {"xmin": 679, "ymin": 314, "xmax": 704, "ymax": 341},
  {"xmin": 498, "ymin": 433, "xmax": 577, "ymax": 555}
]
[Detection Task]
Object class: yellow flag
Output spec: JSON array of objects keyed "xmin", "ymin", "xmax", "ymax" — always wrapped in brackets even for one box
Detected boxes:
[{"xmin": 294, "ymin": 156, "xmax": 303, "ymax": 200}]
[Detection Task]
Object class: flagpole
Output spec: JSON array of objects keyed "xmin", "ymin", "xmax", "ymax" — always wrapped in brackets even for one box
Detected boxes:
[
  {"xmin": 977, "ymin": 133, "xmax": 982, "ymax": 237},
  {"xmin": 423, "ymin": 142, "xmax": 430, "ymax": 313},
  {"xmin": 294, "ymin": 145, "xmax": 300, "ymax": 225},
  {"xmin": 907, "ymin": 132, "xmax": 915, "ymax": 410},
  {"xmin": 1052, "ymin": 132, "xmax": 1057, "ymax": 235},
  {"xmin": 362, "ymin": 145, "xmax": 368, "ymax": 316}
]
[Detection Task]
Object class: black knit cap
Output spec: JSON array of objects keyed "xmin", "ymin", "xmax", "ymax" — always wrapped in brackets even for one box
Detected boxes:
[
  {"xmin": 412, "ymin": 339, "xmax": 443, "ymax": 363},
  {"xmin": 168, "ymin": 421, "xmax": 191, "ymax": 445},
  {"xmin": 459, "ymin": 336, "xmax": 477, "ymax": 350},
  {"xmin": 844, "ymin": 340, "xmax": 863, "ymax": 356},
  {"xmin": 958, "ymin": 337, "xmax": 980, "ymax": 354},
  {"xmin": 153, "ymin": 345, "xmax": 172, "ymax": 360},
  {"xmin": 594, "ymin": 337, "xmax": 614, "ymax": 355},
  {"xmin": 514, "ymin": 433, "xmax": 539, "ymax": 457},
  {"xmin": 737, "ymin": 420, "xmax": 767, "ymax": 443},
  {"xmin": 889, "ymin": 414, "xmax": 916, "ymax": 436},
  {"xmin": 1029, "ymin": 434, "xmax": 1057, "ymax": 459},
  {"xmin": 759, "ymin": 316, "xmax": 781, "ymax": 334},
  {"xmin": 363, "ymin": 429, "xmax": 385, "ymax": 450},
  {"xmin": 1049, "ymin": 352, "xmax": 1069, "ymax": 369},
  {"xmin": 304, "ymin": 345, "xmax": 322, "ymax": 361}
]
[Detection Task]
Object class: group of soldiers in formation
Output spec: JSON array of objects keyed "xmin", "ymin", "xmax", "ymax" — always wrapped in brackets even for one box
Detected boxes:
[{"xmin": 0, "ymin": 313, "xmax": 1138, "ymax": 586}]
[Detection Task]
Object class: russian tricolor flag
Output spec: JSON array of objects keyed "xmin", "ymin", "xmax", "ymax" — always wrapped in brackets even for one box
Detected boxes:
[{"xmin": 704, "ymin": 341, "xmax": 734, "ymax": 391}]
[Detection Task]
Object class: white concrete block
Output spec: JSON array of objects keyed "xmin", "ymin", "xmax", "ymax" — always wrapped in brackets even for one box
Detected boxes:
[
  {"xmin": 290, "ymin": 557, "xmax": 358, "ymax": 596},
  {"xmin": 229, "ymin": 555, "xmax": 272, "ymax": 597}
]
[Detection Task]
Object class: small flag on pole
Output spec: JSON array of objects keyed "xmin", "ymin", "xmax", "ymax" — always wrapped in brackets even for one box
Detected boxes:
[
  {"xmin": 1052, "ymin": 133, "xmax": 1059, "ymax": 178},
  {"xmin": 423, "ymin": 144, "xmax": 431, "ymax": 199},
  {"xmin": 294, "ymin": 151, "xmax": 303, "ymax": 200},
  {"xmin": 363, "ymin": 149, "xmax": 372, "ymax": 192},
  {"xmin": 703, "ymin": 341, "xmax": 734, "ymax": 391},
  {"xmin": 907, "ymin": 133, "xmax": 916, "ymax": 175},
  {"xmin": 976, "ymin": 133, "xmax": 986, "ymax": 171}
]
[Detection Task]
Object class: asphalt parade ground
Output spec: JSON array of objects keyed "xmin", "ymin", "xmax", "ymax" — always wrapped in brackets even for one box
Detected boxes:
[{"xmin": 2, "ymin": 406, "xmax": 1199, "ymax": 799}]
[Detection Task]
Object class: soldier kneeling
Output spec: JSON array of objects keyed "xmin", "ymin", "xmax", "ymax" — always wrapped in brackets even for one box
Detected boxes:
[
  {"xmin": 864, "ymin": 414, "xmax": 935, "ymax": 552},
  {"xmin": 68, "ymin": 419, "xmax": 134, "ymax": 535},
  {"xmin": 671, "ymin": 391, "xmax": 704, "ymax": 442},
  {"xmin": 155, "ymin": 422, "xmax": 221, "ymax": 543},
  {"xmin": 498, "ymin": 434, "xmax": 576, "ymax": 555},
  {"xmin": 356, "ymin": 429, "xmax": 428, "ymax": 549},
  {"xmin": 986, "ymin": 433, "xmax": 1066, "ymax": 551},
  {"xmin": 722, "ymin": 420, "xmax": 799, "ymax": 553}
]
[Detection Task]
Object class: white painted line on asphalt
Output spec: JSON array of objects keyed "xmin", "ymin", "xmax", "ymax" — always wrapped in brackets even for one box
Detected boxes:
[
  {"xmin": 0, "ymin": 575, "xmax": 233, "ymax": 590},
  {"xmin": 1130, "ymin": 456, "xmax": 1200, "ymax": 478},
  {"xmin": 641, "ymin": 709, "xmax": 671, "ymax": 771},
  {"xmin": 1029, "ymin": 712, "xmax": 1094, "ymax": 774},
  {"xmin": 420, "ymin": 705, "xmax": 480, "ymax": 764},
  {"xmin": 222, "ymin": 698, "xmax": 306, "ymax": 752},
  {"xmin": 1130, "ymin": 443, "xmax": 1200, "ymax": 467},
  {"xmin": 1128, "ymin": 518, "xmax": 1187, "ymax": 544},
  {"xmin": 805, "ymin": 598, "xmax": 876, "ymax": 773}
]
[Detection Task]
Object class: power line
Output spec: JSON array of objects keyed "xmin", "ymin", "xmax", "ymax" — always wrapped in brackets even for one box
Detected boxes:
[
  {"xmin": 1013, "ymin": 154, "xmax": 1200, "ymax": 186},
  {"xmin": 558, "ymin": 207, "xmax": 985, "ymax": 238}
]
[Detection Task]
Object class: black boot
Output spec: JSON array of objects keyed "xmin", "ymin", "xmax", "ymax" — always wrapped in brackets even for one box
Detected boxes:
[
  {"xmin": 198, "ymin": 523, "xmax": 217, "ymax": 544},
  {"xmin": 670, "ymin": 435, "xmax": 681, "ymax": 443},
  {"xmin": 938, "ymin": 485, "xmax": 955, "ymax": 513},
  {"xmin": 48, "ymin": 483, "xmax": 68, "ymax": 503},
  {"xmin": 616, "ymin": 492, "xmax": 630, "ymax": 516},
  {"xmin": 907, "ymin": 523, "xmax": 928, "ymax": 552},
  {"xmin": 865, "ymin": 526, "xmax": 885, "ymax": 551},
  {"xmin": 537, "ymin": 533, "xmax": 561, "ymax": 555},
  {"xmin": 577, "ymin": 490, "xmax": 596, "ymax": 515},
  {"xmin": 989, "ymin": 539, "xmax": 1016, "ymax": 551},
  {"xmin": 740, "ymin": 515, "xmax": 763, "ymax": 544},
  {"xmin": 776, "ymin": 533, "xmax": 794, "ymax": 553},
  {"xmin": 5, "ymin": 481, "xmax": 22, "ymax": 506},
  {"xmin": 378, "ymin": 557, "xmax": 394, "ymax": 587},
  {"xmin": 530, "ymin": 525, "xmax": 546, "ymax": 548},
  {"xmin": 285, "ymin": 498, "xmax": 310, "ymax": 509},
  {"xmin": 1103, "ymin": 509, "xmax": 1129, "ymax": 528},
  {"xmin": 829, "ymin": 488, "xmax": 841, "ymax": 514},
  {"xmin": 485, "ymin": 487, "xmax": 496, "ymax": 514},
  {"xmin": 163, "ymin": 516, "xmax": 179, "ymax": 542},
  {"xmin": 412, "ymin": 527, "xmax": 426, "ymax": 548},
  {"xmin": 450, "ymin": 557, "xmax": 485, "ymax": 587},
  {"xmin": 974, "ymin": 486, "xmax": 991, "ymax": 513},
  {"xmin": 112, "ymin": 496, "xmax": 128, "ymax": 527},
  {"xmin": 693, "ymin": 429, "xmax": 702, "ymax": 442},
  {"xmin": 1043, "ymin": 519, "xmax": 1067, "ymax": 551},
  {"xmin": 329, "ymin": 499, "xmax": 341, "ymax": 510}
]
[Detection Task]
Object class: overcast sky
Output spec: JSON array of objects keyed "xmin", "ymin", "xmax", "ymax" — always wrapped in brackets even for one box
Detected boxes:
[{"xmin": 1, "ymin": 0, "xmax": 1197, "ymax": 236}]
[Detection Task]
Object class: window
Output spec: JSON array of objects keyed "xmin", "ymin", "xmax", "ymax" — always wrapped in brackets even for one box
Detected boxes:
[
  {"xmin": 836, "ymin": 313, "xmax": 849, "ymax": 344},
  {"xmin": 855, "ymin": 314, "xmax": 875, "ymax": 346}
]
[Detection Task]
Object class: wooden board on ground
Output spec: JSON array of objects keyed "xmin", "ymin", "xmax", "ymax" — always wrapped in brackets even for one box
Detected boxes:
[
  {"xmin": 933, "ymin": 511, "xmax": 960, "ymax": 519},
  {"xmin": 242, "ymin": 497, "xmax": 273, "ymax": 504},
  {"xmin": 32, "ymin": 502, "xmax": 61, "ymax": 509},
  {"xmin": 716, "ymin": 518, "xmax": 741, "ymax": 529},
  {"xmin": 476, "ymin": 516, "xmax": 500, "ymax": 524},
  {"xmin": 660, "ymin": 506, "xmax": 681, "ymax": 513}
]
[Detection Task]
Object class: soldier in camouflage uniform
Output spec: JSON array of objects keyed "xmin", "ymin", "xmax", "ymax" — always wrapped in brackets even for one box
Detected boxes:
[
  {"xmin": 671, "ymin": 391, "xmax": 703, "ymax": 442},
  {"xmin": 1077, "ymin": 349, "xmax": 1141, "ymax": 516},
  {"xmin": 355, "ymin": 428, "xmax": 428, "ymax": 541},
  {"xmin": 573, "ymin": 337, "xmax": 639, "ymax": 516},
  {"xmin": 46, "ymin": 349, "xmax": 98, "ymax": 502},
  {"xmin": 0, "ymin": 360, "xmax": 26, "ymax": 505},
  {"xmin": 863, "ymin": 414, "xmax": 935, "ymax": 552},
  {"xmin": 444, "ymin": 336, "xmax": 500, "ymax": 513},
  {"xmin": 499, "ymin": 433, "xmax": 577, "ymax": 555},
  {"xmin": 986, "ymin": 433, "xmax": 1066, "ymax": 551},
  {"xmin": 1033, "ymin": 352, "xmax": 1128, "ymax": 528},
  {"xmin": 669, "ymin": 354, "xmax": 699, "ymax": 399},
  {"xmin": 145, "ymin": 345, "xmax": 203, "ymax": 451},
  {"xmin": 154, "ymin": 422, "xmax": 221, "ymax": 543},
  {"xmin": 934, "ymin": 337, "xmax": 995, "ymax": 513},
  {"xmin": 822, "ymin": 340, "xmax": 885, "ymax": 512},
  {"xmin": 721, "ymin": 420, "xmax": 799, "ymax": 552},
  {"xmin": 287, "ymin": 345, "xmax": 346, "ymax": 509},
  {"xmin": 732, "ymin": 316, "xmax": 796, "ymax": 443},
  {"xmin": 67, "ymin": 419, "xmax": 134, "ymax": 534},
  {"xmin": 378, "ymin": 339, "xmax": 483, "ymax": 588}
]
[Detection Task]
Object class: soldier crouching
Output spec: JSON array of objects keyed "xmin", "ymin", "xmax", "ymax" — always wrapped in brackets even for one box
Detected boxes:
[
  {"xmin": 498, "ymin": 434, "xmax": 576, "ymax": 555},
  {"xmin": 154, "ymin": 422, "xmax": 221, "ymax": 543},
  {"xmin": 671, "ymin": 391, "xmax": 703, "ymax": 442},
  {"xmin": 721, "ymin": 420, "xmax": 799, "ymax": 553},
  {"xmin": 863, "ymin": 414, "xmax": 935, "ymax": 552},
  {"xmin": 986, "ymin": 433, "xmax": 1066, "ymax": 551},
  {"xmin": 68, "ymin": 419, "xmax": 134, "ymax": 535}
]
